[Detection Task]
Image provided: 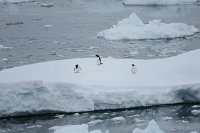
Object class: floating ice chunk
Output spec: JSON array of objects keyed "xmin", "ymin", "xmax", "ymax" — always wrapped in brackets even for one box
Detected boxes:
[
  {"xmin": 55, "ymin": 114, "xmax": 65, "ymax": 118},
  {"xmin": 1, "ymin": 58, "xmax": 9, "ymax": 61},
  {"xmin": 191, "ymin": 109, "xmax": 200, "ymax": 115},
  {"xmin": 56, "ymin": 54, "xmax": 65, "ymax": 58},
  {"xmin": 192, "ymin": 105, "xmax": 200, "ymax": 108},
  {"xmin": 73, "ymin": 113, "xmax": 80, "ymax": 116},
  {"xmin": 0, "ymin": 45, "xmax": 13, "ymax": 50},
  {"xmin": 0, "ymin": 0, "xmax": 31, "ymax": 3},
  {"xmin": 88, "ymin": 119, "xmax": 103, "ymax": 125},
  {"xmin": 43, "ymin": 25, "xmax": 53, "ymax": 28},
  {"xmin": 190, "ymin": 131, "xmax": 198, "ymax": 133},
  {"xmin": 27, "ymin": 125, "xmax": 42, "ymax": 129},
  {"xmin": 0, "ymin": 50, "xmax": 200, "ymax": 117},
  {"xmin": 132, "ymin": 120, "xmax": 165, "ymax": 133},
  {"xmin": 49, "ymin": 124, "xmax": 102, "ymax": 133},
  {"xmin": 162, "ymin": 117, "xmax": 173, "ymax": 120},
  {"xmin": 123, "ymin": 0, "xmax": 198, "ymax": 6},
  {"xmin": 97, "ymin": 13, "xmax": 199, "ymax": 40},
  {"xmin": 40, "ymin": 3, "xmax": 54, "ymax": 7},
  {"xmin": 111, "ymin": 116, "xmax": 126, "ymax": 121}
]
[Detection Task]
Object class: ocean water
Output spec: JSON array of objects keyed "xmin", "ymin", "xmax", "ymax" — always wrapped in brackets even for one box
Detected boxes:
[
  {"xmin": 0, "ymin": 0, "xmax": 200, "ymax": 70},
  {"xmin": 0, "ymin": 104, "xmax": 200, "ymax": 133}
]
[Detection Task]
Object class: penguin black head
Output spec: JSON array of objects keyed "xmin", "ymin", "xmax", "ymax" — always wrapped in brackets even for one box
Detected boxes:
[
  {"xmin": 75, "ymin": 64, "xmax": 79, "ymax": 68},
  {"xmin": 132, "ymin": 64, "xmax": 135, "ymax": 66},
  {"xmin": 96, "ymin": 55, "xmax": 99, "ymax": 57}
]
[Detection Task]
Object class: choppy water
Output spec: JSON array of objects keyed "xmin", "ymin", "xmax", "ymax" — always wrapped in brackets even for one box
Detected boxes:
[
  {"xmin": 0, "ymin": 104, "xmax": 200, "ymax": 133},
  {"xmin": 0, "ymin": 0, "xmax": 200, "ymax": 70}
]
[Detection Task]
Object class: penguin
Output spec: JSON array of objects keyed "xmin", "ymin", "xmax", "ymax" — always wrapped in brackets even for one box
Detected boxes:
[
  {"xmin": 132, "ymin": 64, "xmax": 137, "ymax": 74},
  {"xmin": 96, "ymin": 55, "xmax": 103, "ymax": 65},
  {"xmin": 74, "ymin": 64, "xmax": 81, "ymax": 73}
]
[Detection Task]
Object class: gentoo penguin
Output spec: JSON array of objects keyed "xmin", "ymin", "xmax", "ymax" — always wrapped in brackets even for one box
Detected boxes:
[
  {"xmin": 96, "ymin": 55, "xmax": 103, "ymax": 65},
  {"xmin": 132, "ymin": 64, "xmax": 137, "ymax": 74},
  {"xmin": 74, "ymin": 64, "xmax": 81, "ymax": 73}
]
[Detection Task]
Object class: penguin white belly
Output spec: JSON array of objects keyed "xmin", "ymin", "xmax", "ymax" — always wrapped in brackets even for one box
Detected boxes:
[
  {"xmin": 96, "ymin": 58, "xmax": 101, "ymax": 65},
  {"xmin": 132, "ymin": 66, "xmax": 137, "ymax": 74},
  {"xmin": 74, "ymin": 67, "xmax": 81, "ymax": 73}
]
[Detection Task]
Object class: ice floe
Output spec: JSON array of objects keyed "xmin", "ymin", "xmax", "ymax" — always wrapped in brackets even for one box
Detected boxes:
[
  {"xmin": 111, "ymin": 116, "xmax": 126, "ymax": 121},
  {"xmin": 123, "ymin": 0, "xmax": 198, "ymax": 6},
  {"xmin": 49, "ymin": 124, "xmax": 102, "ymax": 133},
  {"xmin": 162, "ymin": 117, "xmax": 173, "ymax": 121},
  {"xmin": 0, "ymin": 50, "xmax": 200, "ymax": 117},
  {"xmin": 88, "ymin": 119, "xmax": 103, "ymax": 125},
  {"xmin": 191, "ymin": 109, "xmax": 200, "ymax": 115},
  {"xmin": 132, "ymin": 120, "xmax": 164, "ymax": 133},
  {"xmin": 40, "ymin": 3, "xmax": 54, "ymax": 7},
  {"xmin": 0, "ymin": 0, "xmax": 31, "ymax": 3},
  {"xmin": 97, "ymin": 13, "xmax": 199, "ymax": 40},
  {"xmin": 0, "ymin": 45, "xmax": 13, "ymax": 50}
]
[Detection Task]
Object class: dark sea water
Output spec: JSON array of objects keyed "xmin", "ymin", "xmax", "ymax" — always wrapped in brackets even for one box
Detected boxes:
[
  {"xmin": 0, "ymin": 104, "xmax": 200, "ymax": 133},
  {"xmin": 0, "ymin": 0, "xmax": 200, "ymax": 132}
]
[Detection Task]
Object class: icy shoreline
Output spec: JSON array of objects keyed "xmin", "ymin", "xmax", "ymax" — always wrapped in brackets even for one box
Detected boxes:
[{"xmin": 0, "ymin": 50, "xmax": 200, "ymax": 117}]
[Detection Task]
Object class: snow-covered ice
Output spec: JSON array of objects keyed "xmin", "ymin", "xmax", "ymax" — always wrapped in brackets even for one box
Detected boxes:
[
  {"xmin": 190, "ymin": 131, "xmax": 198, "ymax": 133},
  {"xmin": 0, "ymin": 45, "xmax": 13, "ymax": 50},
  {"xmin": 49, "ymin": 124, "xmax": 102, "ymax": 133},
  {"xmin": 162, "ymin": 117, "xmax": 173, "ymax": 121},
  {"xmin": 0, "ymin": 50, "xmax": 200, "ymax": 117},
  {"xmin": 97, "ymin": 13, "xmax": 199, "ymax": 40},
  {"xmin": 0, "ymin": 0, "xmax": 31, "ymax": 3},
  {"xmin": 1, "ymin": 58, "xmax": 9, "ymax": 61},
  {"xmin": 40, "ymin": 3, "xmax": 54, "ymax": 7},
  {"xmin": 111, "ymin": 116, "xmax": 126, "ymax": 121},
  {"xmin": 88, "ymin": 119, "xmax": 103, "ymax": 125},
  {"xmin": 27, "ymin": 125, "xmax": 42, "ymax": 129},
  {"xmin": 191, "ymin": 110, "xmax": 200, "ymax": 115},
  {"xmin": 123, "ymin": 0, "xmax": 198, "ymax": 6},
  {"xmin": 192, "ymin": 105, "xmax": 200, "ymax": 108},
  {"xmin": 132, "ymin": 120, "xmax": 165, "ymax": 133}
]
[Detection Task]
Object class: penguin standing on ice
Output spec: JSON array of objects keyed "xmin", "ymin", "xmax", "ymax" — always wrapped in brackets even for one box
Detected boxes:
[
  {"xmin": 96, "ymin": 55, "xmax": 103, "ymax": 65},
  {"xmin": 74, "ymin": 64, "xmax": 81, "ymax": 73},
  {"xmin": 132, "ymin": 64, "xmax": 137, "ymax": 74}
]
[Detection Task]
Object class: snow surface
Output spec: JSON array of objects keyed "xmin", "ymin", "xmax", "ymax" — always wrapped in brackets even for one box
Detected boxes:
[
  {"xmin": 132, "ymin": 120, "xmax": 165, "ymax": 133},
  {"xmin": 191, "ymin": 110, "xmax": 200, "ymax": 115},
  {"xmin": 0, "ymin": 50, "xmax": 200, "ymax": 117},
  {"xmin": 111, "ymin": 116, "xmax": 126, "ymax": 121},
  {"xmin": 97, "ymin": 13, "xmax": 199, "ymax": 40},
  {"xmin": 49, "ymin": 124, "xmax": 102, "ymax": 133},
  {"xmin": 123, "ymin": 0, "xmax": 198, "ymax": 6},
  {"xmin": 88, "ymin": 120, "xmax": 103, "ymax": 125}
]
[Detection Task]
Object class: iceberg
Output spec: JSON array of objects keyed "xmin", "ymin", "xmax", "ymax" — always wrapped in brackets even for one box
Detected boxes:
[
  {"xmin": 132, "ymin": 120, "xmax": 165, "ymax": 133},
  {"xmin": 123, "ymin": 0, "xmax": 198, "ymax": 6},
  {"xmin": 97, "ymin": 13, "xmax": 199, "ymax": 40},
  {"xmin": 49, "ymin": 124, "xmax": 102, "ymax": 133},
  {"xmin": 0, "ymin": 50, "xmax": 200, "ymax": 117}
]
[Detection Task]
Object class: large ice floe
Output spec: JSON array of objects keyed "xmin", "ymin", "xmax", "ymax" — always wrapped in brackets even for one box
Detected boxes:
[
  {"xmin": 0, "ymin": 0, "xmax": 31, "ymax": 3},
  {"xmin": 49, "ymin": 120, "xmax": 161, "ymax": 133},
  {"xmin": 97, "ymin": 13, "xmax": 199, "ymax": 40},
  {"xmin": 123, "ymin": 0, "xmax": 199, "ymax": 6},
  {"xmin": 0, "ymin": 49, "xmax": 200, "ymax": 117},
  {"xmin": 50, "ymin": 124, "xmax": 102, "ymax": 133}
]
